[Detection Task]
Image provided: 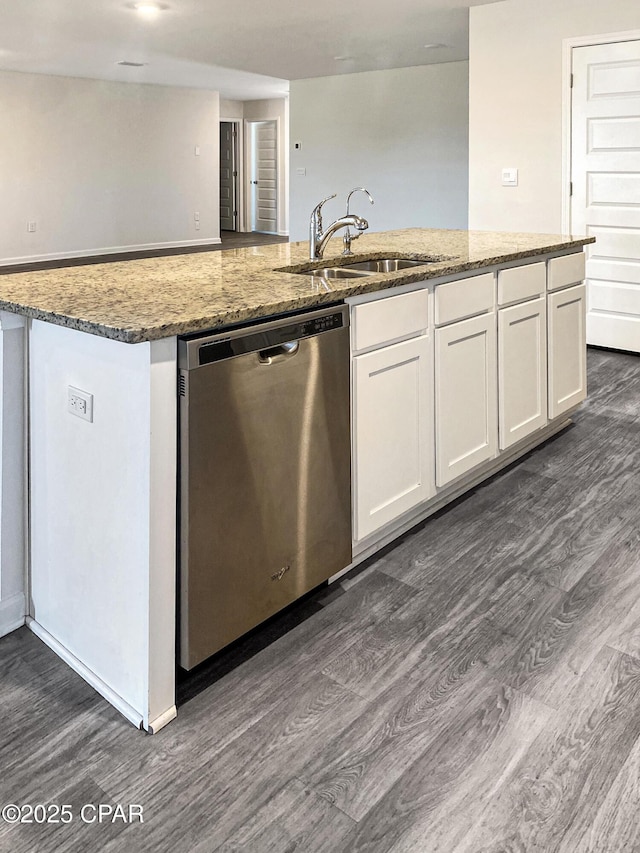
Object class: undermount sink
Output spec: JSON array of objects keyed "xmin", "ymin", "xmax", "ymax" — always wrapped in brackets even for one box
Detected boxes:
[
  {"xmin": 293, "ymin": 257, "xmax": 440, "ymax": 279},
  {"xmin": 341, "ymin": 258, "xmax": 435, "ymax": 273},
  {"xmin": 306, "ymin": 267, "xmax": 371, "ymax": 279}
]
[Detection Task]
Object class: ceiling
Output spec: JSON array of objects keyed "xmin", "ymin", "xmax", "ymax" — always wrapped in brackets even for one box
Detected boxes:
[{"xmin": 0, "ymin": 0, "xmax": 503, "ymax": 100}]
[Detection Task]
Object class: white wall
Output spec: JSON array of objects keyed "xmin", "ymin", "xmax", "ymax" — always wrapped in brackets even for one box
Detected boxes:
[
  {"xmin": 220, "ymin": 98, "xmax": 245, "ymax": 120},
  {"xmin": 468, "ymin": 0, "xmax": 640, "ymax": 233},
  {"xmin": 289, "ymin": 62, "xmax": 469, "ymax": 241},
  {"xmin": 0, "ymin": 71, "xmax": 221, "ymax": 264}
]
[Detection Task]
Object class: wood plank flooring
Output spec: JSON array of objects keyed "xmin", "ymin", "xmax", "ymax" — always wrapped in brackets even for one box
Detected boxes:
[
  {"xmin": 0, "ymin": 231, "xmax": 288, "ymax": 275},
  {"xmin": 1, "ymin": 346, "xmax": 640, "ymax": 852}
]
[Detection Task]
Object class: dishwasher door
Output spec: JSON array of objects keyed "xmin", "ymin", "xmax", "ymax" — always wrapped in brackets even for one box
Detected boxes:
[{"xmin": 178, "ymin": 305, "xmax": 352, "ymax": 670}]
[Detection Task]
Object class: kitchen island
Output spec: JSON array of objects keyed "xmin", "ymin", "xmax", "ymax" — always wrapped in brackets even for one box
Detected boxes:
[{"xmin": 0, "ymin": 228, "xmax": 594, "ymax": 731}]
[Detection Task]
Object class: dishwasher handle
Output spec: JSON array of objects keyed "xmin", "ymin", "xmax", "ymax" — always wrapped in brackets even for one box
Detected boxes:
[{"xmin": 258, "ymin": 341, "xmax": 300, "ymax": 365}]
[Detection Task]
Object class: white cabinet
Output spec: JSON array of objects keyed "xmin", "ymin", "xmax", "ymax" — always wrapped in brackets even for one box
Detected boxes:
[
  {"xmin": 498, "ymin": 296, "xmax": 547, "ymax": 450},
  {"xmin": 548, "ymin": 283, "xmax": 587, "ymax": 419},
  {"xmin": 351, "ymin": 288, "xmax": 433, "ymax": 543},
  {"xmin": 352, "ymin": 334, "xmax": 434, "ymax": 542},
  {"xmin": 349, "ymin": 252, "xmax": 587, "ymax": 551},
  {"xmin": 435, "ymin": 312, "xmax": 497, "ymax": 488}
]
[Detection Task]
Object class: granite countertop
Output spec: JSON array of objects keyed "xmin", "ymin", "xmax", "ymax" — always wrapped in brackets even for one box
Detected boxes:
[{"xmin": 0, "ymin": 229, "xmax": 594, "ymax": 343}]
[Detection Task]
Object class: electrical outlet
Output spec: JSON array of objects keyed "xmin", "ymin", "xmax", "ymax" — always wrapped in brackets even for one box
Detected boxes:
[{"xmin": 68, "ymin": 386, "xmax": 93, "ymax": 422}]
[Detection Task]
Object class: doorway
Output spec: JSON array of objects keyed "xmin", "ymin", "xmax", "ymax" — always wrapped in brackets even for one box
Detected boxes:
[
  {"xmin": 247, "ymin": 120, "xmax": 278, "ymax": 234},
  {"xmin": 570, "ymin": 37, "xmax": 640, "ymax": 352},
  {"xmin": 219, "ymin": 121, "xmax": 238, "ymax": 232}
]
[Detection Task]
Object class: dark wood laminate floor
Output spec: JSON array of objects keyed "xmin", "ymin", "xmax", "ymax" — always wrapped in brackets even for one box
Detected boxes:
[
  {"xmin": 0, "ymin": 231, "xmax": 288, "ymax": 275},
  {"xmin": 2, "ymin": 347, "xmax": 640, "ymax": 853}
]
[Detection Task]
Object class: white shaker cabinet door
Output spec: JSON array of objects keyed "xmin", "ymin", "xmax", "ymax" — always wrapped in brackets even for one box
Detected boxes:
[
  {"xmin": 548, "ymin": 283, "xmax": 587, "ymax": 420},
  {"xmin": 435, "ymin": 312, "xmax": 497, "ymax": 488},
  {"xmin": 498, "ymin": 296, "xmax": 548, "ymax": 450},
  {"xmin": 352, "ymin": 335, "xmax": 434, "ymax": 542}
]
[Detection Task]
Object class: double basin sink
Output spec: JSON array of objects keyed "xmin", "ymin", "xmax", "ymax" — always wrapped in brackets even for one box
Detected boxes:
[{"xmin": 296, "ymin": 257, "xmax": 439, "ymax": 280}]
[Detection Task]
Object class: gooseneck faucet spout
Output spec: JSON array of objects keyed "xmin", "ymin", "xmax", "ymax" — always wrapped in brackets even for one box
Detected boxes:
[{"xmin": 309, "ymin": 193, "xmax": 369, "ymax": 260}]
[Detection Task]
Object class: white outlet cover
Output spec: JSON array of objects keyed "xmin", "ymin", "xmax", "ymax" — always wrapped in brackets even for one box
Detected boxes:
[
  {"xmin": 68, "ymin": 385, "xmax": 94, "ymax": 423},
  {"xmin": 502, "ymin": 167, "xmax": 518, "ymax": 187}
]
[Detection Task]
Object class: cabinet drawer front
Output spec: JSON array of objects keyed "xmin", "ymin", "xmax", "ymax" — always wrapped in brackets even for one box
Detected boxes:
[
  {"xmin": 498, "ymin": 262, "xmax": 546, "ymax": 306},
  {"xmin": 435, "ymin": 272, "xmax": 494, "ymax": 326},
  {"xmin": 547, "ymin": 252, "xmax": 586, "ymax": 292},
  {"xmin": 351, "ymin": 289, "xmax": 428, "ymax": 353}
]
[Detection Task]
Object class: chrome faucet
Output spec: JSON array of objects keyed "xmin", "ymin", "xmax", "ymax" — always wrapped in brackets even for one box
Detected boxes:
[
  {"xmin": 309, "ymin": 193, "xmax": 369, "ymax": 260},
  {"xmin": 343, "ymin": 187, "xmax": 374, "ymax": 255}
]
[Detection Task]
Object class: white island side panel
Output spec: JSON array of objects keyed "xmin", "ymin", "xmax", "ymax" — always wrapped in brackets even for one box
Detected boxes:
[
  {"xmin": 29, "ymin": 320, "xmax": 176, "ymax": 730},
  {"xmin": 0, "ymin": 313, "xmax": 26, "ymax": 637}
]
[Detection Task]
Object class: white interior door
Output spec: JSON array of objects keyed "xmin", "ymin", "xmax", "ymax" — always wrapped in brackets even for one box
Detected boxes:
[
  {"xmin": 571, "ymin": 40, "xmax": 640, "ymax": 352},
  {"xmin": 250, "ymin": 121, "xmax": 278, "ymax": 234}
]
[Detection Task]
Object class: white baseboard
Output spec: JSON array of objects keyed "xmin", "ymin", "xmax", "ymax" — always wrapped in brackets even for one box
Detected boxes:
[
  {"xmin": 1, "ymin": 238, "xmax": 223, "ymax": 267},
  {"xmin": 27, "ymin": 617, "xmax": 144, "ymax": 730},
  {"xmin": 0, "ymin": 593, "xmax": 26, "ymax": 638}
]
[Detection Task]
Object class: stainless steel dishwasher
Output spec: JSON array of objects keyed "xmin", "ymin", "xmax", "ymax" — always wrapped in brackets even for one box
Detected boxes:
[{"xmin": 178, "ymin": 305, "xmax": 352, "ymax": 670}]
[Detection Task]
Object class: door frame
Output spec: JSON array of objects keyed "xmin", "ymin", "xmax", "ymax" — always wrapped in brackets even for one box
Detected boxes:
[
  {"xmin": 561, "ymin": 29, "xmax": 640, "ymax": 234},
  {"xmin": 244, "ymin": 117, "xmax": 284, "ymax": 235}
]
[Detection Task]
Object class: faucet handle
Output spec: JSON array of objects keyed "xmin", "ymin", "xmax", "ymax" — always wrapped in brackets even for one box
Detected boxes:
[{"xmin": 311, "ymin": 193, "xmax": 337, "ymax": 231}]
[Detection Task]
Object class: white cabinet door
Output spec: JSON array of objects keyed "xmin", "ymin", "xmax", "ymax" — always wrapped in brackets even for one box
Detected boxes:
[
  {"xmin": 435, "ymin": 312, "xmax": 497, "ymax": 487},
  {"xmin": 353, "ymin": 335, "xmax": 433, "ymax": 542},
  {"xmin": 548, "ymin": 283, "xmax": 587, "ymax": 419},
  {"xmin": 498, "ymin": 296, "xmax": 547, "ymax": 450}
]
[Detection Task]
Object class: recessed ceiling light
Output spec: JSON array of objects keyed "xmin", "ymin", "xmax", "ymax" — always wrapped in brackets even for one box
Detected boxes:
[
  {"xmin": 129, "ymin": 2, "xmax": 168, "ymax": 18},
  {"xmin": 424, "ymin": 43, "xmax": 447, "ymax": 50},
  {"xmin": 117, "ymin": 60, "xmax": 147, "ymax": 67}
]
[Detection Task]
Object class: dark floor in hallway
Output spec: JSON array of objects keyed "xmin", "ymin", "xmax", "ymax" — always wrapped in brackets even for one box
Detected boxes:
[
  {"xmin": 219, "ymin": 230, "xmax": 288, "ymax": 249},
  {"xmin": 1, "ymin": 347, "xmax": 640, "ymax": 853},
  {"xmin": 0, "ymin": 231, "xmax": 288, "ymax": 275}
]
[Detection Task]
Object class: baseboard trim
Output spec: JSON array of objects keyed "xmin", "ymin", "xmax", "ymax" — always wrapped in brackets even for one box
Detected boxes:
[
  {"xmin": 27, "ymin": 617, "xmax": 144, "ymax": 730},
  {"xmin": 0, "ymin": 593, "xmax": 26, "ymax": 638}
]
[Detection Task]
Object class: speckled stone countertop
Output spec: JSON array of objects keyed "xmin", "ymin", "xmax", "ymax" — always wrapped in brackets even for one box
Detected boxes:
[{"xmin": 0, "ymin": 229, "xmax": 594, "ymax": 343}]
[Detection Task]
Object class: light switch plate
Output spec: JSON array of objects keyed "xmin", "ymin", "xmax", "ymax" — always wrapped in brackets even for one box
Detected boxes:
[{"xmin": 502, "ymin": 168, "xmax": 518, "ymax": 187}]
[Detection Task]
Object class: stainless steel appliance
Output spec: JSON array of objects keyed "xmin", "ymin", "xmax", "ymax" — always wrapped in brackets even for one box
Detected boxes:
[{"xmin": 178, "ymin": 305, "xmax": 352, "ymax": 670}]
